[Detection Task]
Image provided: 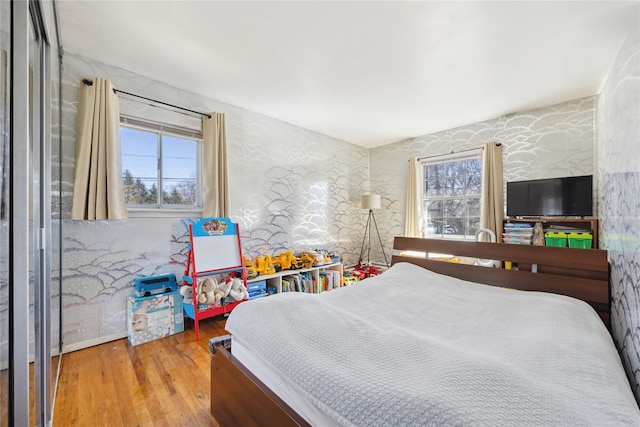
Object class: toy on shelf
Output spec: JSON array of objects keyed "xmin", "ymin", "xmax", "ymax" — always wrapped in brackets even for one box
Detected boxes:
[
  {"xmin": 182, "ymin": 217, "xmax": 248, "ymax": 340},
  {"xmin": 343, "ymin": 271, "xmax": 358, "ymax": 286},
  {"xmin": 273, "ymin": 250, "xmax": 302, "ymax": 271},
  {"xmin": 315, "ymin": 249, "xmax": 333, "ymax": 265},
  {"xmin": 243, "ymin": 256, "xmax": 259, "ymax": 279},
  {"xmin": 255, "ymin": 255, "xmax": 276, "ymax": 275},
  {"xmin": 298, "ymin": 250, "xmax": 325, "ymax": 269}
]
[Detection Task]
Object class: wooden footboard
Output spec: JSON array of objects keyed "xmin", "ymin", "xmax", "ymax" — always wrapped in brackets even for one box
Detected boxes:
[{"xmin": 209, "ymin": 336, "xmax": 310, "ymax": 427}]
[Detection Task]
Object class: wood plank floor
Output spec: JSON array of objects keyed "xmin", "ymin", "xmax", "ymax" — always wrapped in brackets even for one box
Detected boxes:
[
  {"xmin": 0, "ymin": 356, "xmax": 60, "ymax": 427},
  {"xmin": 54, "ymin": 316, "xmax": 229, "ymax": 427}
]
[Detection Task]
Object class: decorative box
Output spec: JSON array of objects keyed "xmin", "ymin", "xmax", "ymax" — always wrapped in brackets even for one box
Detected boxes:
[{"xmin": 127, "ymin": 291, "xmax": 184, "ymax": 346}]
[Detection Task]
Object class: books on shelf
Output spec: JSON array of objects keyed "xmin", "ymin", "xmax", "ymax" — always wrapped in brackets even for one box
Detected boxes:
[
  {"xmin": 282, "ymin": 272, "xmax": 314, "ymax": 293},
  {"xmin": 247, "ymin": 263, "xmax": 343, "ymax": 296},
  {"xmin": 319, "ymin": 270, "xmax": 341, "ymax": 292}
]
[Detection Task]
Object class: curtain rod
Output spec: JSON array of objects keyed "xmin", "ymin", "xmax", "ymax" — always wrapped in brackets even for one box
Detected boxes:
[
  {"xmin": 416, "ymin": 143, "xmax": 501, "ymax": 162},
  {"xmin": 82, "ymin": 79, "xmax": 212, "ymax": 119}
]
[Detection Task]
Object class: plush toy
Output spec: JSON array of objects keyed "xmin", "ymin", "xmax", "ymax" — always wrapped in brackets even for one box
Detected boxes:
[
  {"xmin": 179, "ymin": 285, "xmax": 194, "ymax": 305},
  {"xmin": 197, "ymin": 277, "xmax": 218, "ymax": 304},
  {"xmin": 228, "ymin": 277, "xmax": 249, "ymax": 301},
  {"xmin": 214, "ymin": 278, "xmax": 233, "ymax": 303},
  {"xmin": 532, "ymin": 222, "xmax": 545, "ymax": 246}
]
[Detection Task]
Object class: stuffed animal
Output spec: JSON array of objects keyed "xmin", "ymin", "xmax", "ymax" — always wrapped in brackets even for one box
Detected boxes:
[
  {"xmin": 179, "ymin": 285, "xmax": 194, "ymax": 305},
  {"xmin": 197, "ymin": 277, "xmax": 218, "ymax": 304},
  {"xmin": 228, "ymin": 277, "xmax": 249, "ymax": 301},
  {"xmin": 214, "ymin": 278, "xmax": 233, "ymax": 303},
  {"xmin": 532, "ymin": 222, "xmax": 545, "ymax": 246}
]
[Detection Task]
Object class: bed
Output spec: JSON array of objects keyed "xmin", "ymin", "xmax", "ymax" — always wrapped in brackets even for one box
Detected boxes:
[{"xmin": 209, "ymin": 237, "xmax": 640, "ymax": 426}]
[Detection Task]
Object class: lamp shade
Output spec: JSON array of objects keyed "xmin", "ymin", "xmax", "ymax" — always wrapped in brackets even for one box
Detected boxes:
[{"xmin": 362, "ymin": 194, "xmax": 381, "ymax": 210}]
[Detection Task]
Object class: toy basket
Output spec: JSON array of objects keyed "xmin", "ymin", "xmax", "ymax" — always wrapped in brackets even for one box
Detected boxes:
[
  {"xmin": 567, "ymin": 232, "xmax": 593, "ymax": 249},
  {"xmin": 545, "ymin": 231, "xmax": 567, "ymax": 247}
]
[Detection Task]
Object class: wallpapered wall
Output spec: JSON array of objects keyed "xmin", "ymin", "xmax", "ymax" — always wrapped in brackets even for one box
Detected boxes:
[
  {"xmin": 57, "ymin": 53, "xmax": 369, "ymax": 349},
  {"xmin": 367, "ymin": 96, "xmax": 596, "ymax": 262},
  {"xmin": 598, "ymin": 19, "xmax": 640, "ymax": 402}
]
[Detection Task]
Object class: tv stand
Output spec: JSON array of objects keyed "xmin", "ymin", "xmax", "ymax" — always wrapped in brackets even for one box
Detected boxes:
[{"xmin": 501, "ymin": 217, "xmax": 598, "ymax": 248}]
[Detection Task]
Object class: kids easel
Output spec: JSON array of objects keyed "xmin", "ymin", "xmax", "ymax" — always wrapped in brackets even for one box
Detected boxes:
[{"xmin": 182, "ymin": 217, "xmax": 247, "ymax": 340}]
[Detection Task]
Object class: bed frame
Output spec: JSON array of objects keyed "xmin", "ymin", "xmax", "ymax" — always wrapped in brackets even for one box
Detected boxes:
[{"xmin": 209, "ymin": 238, "xmax": 610, "ymax": 426}]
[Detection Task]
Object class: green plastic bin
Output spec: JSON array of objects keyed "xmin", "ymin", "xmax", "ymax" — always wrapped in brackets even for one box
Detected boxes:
[
  {"xmin": 545, "ymin": 231, "xmax": 567, "ymax": 247},
  {"xmin": 567, "ymin": 232, "xmax": 593, "ymax": 249}
]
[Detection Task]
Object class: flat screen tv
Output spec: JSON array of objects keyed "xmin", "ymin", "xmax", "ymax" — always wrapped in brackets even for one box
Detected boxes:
[{"xmin": 506, "ymin": 175, "xmax": 593, "ymax": 217}]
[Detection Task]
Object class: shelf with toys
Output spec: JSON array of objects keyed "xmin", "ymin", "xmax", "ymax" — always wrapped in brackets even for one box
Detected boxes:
[{"xmin": 244, "ymin": 249, "xmax": 349, "ymax": 296}]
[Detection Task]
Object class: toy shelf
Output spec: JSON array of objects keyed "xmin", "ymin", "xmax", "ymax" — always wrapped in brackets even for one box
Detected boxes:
[
  {"xmin": 247, "ymin": 262, "xmax": 343, "ymax": 294},
  {"xmin": 183, "ymin": 218, "xmax": 248, "ymax": 340},
  {"xmin": 501, "ymin": 217, "xmax": 598, "ymax": 248}
]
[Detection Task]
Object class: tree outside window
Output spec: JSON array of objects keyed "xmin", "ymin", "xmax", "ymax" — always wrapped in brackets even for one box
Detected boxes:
[
  {"xmin": 120, "ymin": 121, "xmax": 200, "ymax": 210},
  {"xmin": 422, "ymin": 155, "xmax": 481, "ymax": 239}
]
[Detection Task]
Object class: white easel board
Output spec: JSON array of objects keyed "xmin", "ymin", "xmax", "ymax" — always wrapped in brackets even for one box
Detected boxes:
[{"xmin": 190, "ymin": 218, "xmax": 242, "ymax": 273}]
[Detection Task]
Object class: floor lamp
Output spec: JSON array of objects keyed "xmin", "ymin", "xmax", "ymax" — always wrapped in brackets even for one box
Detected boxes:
[{"xmin": 358, "ymin": 194, "xmax": 389, "ymax": 268}]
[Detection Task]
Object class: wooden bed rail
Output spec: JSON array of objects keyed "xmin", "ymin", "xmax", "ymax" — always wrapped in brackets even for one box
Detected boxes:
[
  {"xmin": 210, "ymin": 337, "xmax": 311, "ymax": 427},
  {"xmin": 392, "ymin": 237, "xmax": 610, "ymax": 327}
]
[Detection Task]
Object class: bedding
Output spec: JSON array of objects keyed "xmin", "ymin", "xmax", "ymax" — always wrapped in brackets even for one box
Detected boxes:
[{"xmin": 225, "ymin": 262, "xmax": 640, "ymax": 426}]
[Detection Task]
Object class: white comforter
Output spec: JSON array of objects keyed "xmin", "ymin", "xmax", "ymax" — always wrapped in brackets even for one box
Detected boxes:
[{"xmin": 225, "ymin": 262, "xmax": 640, "ymax": 426}]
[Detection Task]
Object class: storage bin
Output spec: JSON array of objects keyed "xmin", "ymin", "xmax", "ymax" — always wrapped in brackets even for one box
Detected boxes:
[
  {"xmin": 128, "ymin": 291, "xmax": 184, "ymax": 346},
  {"xmin": 502, "ymin": 234, "xmax": 521, "ymax": 244},
  {"xmin": 545, "ymin": 231, "xmax": 567, "ymax": 247},
  {"xmin": 567, "ymin": 232, "xmax": 593, "ymax": 249}
]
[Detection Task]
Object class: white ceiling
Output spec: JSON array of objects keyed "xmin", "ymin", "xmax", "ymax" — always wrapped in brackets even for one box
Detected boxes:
[{"xmin": 56, "ymin": 1, "xmax": 639, "ymax": 148}]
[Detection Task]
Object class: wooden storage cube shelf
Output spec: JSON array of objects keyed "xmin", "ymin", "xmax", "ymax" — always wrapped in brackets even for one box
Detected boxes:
[
  {"xmin": 247, "ymin": 262, "xmax": 343, "ymax": 294},
  {"xmin": 502, "ymin": 217, "xmax": 597, "ymax": 248}
]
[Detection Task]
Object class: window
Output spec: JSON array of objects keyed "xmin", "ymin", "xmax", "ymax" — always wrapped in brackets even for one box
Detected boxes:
[
  {"xmin": 120, "ymin": 116, "xmax": 202, "ymax": 215},
  {"xmin": 422, "ymin": 153, "xmax": 481, "ymax": 239}
]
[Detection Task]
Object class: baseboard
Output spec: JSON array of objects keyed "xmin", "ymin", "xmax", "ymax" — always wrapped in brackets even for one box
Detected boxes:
[
  {"xmin": 0, "ymin": 347, "xmax": 62, "ymax": 371},
  {"xmin": 61, "ymin": 331, "xmax": 128, "ymax": 354}
]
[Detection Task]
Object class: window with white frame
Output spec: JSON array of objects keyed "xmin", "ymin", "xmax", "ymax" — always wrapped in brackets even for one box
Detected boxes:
[
  {"xmin": 422, "ymin": 152, "xmax": 482, "ymax": 239},
  {"xmin": 120, "ymin": 116, "xmax": 202, "ymax": 214}
]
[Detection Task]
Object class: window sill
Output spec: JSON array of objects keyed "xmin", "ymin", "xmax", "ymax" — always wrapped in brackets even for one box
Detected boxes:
[{"xmin": 127, "ymin": 207, "xmax": 202, "ymax": 219}]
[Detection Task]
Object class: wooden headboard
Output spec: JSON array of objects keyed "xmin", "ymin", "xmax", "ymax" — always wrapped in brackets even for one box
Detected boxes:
[{"xmin": 391, "ymin": 237, "xmax": 610, "ymax": 328}]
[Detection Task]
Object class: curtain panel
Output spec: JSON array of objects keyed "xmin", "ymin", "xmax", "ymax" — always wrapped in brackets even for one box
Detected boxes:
[
  {"xmin": 404, "ymin": 156, "xmax": 421, "ymax": 237},
  {"xmin": 202, "ymin": 113, "xmax": 229, "ymax": 218},
  {"xmin": 479, "ymin": 142, "xmax": 504, "ymax": 239},
  {"xmin": 71, "ymin": 78, "xmax": 127, "ymax": 220}
]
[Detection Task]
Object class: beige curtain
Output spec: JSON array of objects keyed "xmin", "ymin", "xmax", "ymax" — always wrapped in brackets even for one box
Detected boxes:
[
  {"xmin": 404, "ymin": 156, "xmax": 422, "ymax": 237},
  {"xmin": 479, "ymin": 142, "xmax": 504, "ymax": 239},
  {"xmin": 71, "ymin": 78, "xmax": 127, "ymax": 220},
  {"xmin": 202, "ymin": 113, "xmax": 229, "ymax": 218},
  {"xmin": 0, "ymin": 49, "xmax": 6, "ymax": 219}
]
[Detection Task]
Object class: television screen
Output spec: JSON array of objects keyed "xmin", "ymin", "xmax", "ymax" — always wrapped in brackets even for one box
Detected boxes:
[{"xmin": 506, "ymin": 175, "xmax": 593, "ymax": 217}]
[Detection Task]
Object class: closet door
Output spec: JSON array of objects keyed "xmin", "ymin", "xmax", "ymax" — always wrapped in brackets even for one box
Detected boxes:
[
  {"xmin": 29, "ymin": 3, "xmax": 55, "ymax": 426},
  {"xmin": 6, "ymin": 1, "xmax": 55, "ymax": 425},
  {"xmin": 0, "ymin": 1, "xmax": 10, "ymax": 425}
]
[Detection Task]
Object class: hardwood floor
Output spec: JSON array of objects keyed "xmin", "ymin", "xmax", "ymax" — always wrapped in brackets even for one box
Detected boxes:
[
  {"xmin": 54, "ymin": 316, "xmax": 229, "ymax": 427},
  {"xmin": 0, "ymin": 356, "xmax": 60, "ymax": 427}
]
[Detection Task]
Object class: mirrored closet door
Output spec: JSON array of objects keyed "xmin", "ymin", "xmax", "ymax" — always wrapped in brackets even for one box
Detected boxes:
[{"xmin": 2, "ymin": 1, "xmax": 62, "ymax": 425}]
